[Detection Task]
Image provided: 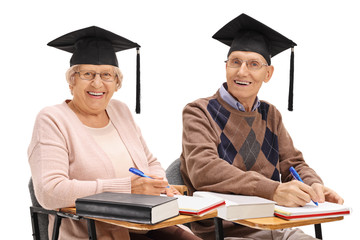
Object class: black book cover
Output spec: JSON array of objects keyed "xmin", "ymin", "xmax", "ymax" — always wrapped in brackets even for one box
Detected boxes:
[{"xmin": 76, "ymin": 192, "xmax": 179, "ymax": 224}]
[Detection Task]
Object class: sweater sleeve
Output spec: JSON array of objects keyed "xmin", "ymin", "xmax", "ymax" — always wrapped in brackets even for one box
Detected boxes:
[
  {"xmin": 135, "ymin": 123, "xmax": 165, "ymax": 178},
  {"xmin": 181, "ymin": 103, "xmax": 280, "ymax": 200},
  {"xmin": 276, "ymin": 112, "xmax": 323, "ymax": 186},
  {"xmin": 28, "ymin": 108, "xmax": 131, "ymax": 210}
]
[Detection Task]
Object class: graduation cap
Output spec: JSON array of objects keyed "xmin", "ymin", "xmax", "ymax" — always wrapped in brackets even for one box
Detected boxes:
[
  {"xmin": 48, "ymin": 26, "xmax": 142, "ymax": 113},
  {"xmin": 213, "ymin": 14, "xmax": 297, "ymax": 111}
]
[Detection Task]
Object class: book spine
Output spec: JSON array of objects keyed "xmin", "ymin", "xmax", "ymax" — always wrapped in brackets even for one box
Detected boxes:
[{"xmin": 76, "ymin": 201, "xmax": 153, "ymax": 224}]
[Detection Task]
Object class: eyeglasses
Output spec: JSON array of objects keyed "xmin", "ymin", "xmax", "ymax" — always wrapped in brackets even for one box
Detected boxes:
[
  {"xmin": 225, "ymin": 58, "xmax": 268, "ymax": 71},
  {"xmin": 76, "ymin": 70, "xmax": 116, "ymax": 82}
]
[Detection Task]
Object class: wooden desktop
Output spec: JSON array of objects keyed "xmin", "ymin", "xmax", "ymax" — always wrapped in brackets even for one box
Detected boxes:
[{"xmin": 59, "ymin": 207, "xmax": 343, "ymax": 240}]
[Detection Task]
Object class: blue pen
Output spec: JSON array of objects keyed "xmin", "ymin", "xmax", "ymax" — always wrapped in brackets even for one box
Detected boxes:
[
  {"xmin": 129, "ymin": 167, "xmax": 169, "ymax": 188},
  {"xmin": 289, "ymin": 167, "xmax": 318, "ymax": 206}
]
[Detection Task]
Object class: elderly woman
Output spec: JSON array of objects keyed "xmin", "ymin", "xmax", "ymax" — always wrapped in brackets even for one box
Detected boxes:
[{"xmin": 28, "ymin": 26, "xmax": 200, "ymax": 240}]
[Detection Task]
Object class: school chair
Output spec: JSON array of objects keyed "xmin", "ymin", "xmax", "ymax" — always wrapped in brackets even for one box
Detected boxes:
[
  {"xmin": 165, "ymin": 158, "xmax": 188, "ymax": 195},
  {"xmin": 28, "ymin": 178, "xmax": 79, "ymax": 240}
]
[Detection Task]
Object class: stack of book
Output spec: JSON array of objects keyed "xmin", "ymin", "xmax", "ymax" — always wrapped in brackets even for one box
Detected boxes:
[
  {"xmin": 75, "ymin": 192, "xmax": 226, "ymax": 224},
  {"xmin": 76, "ymin": 191, "xmax": 351, "ymax": 225}
]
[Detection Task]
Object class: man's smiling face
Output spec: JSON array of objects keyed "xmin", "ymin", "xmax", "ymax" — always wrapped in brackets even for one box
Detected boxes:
[{"xmin": 225, "ymin": 51, "xmax": 274, "ymax": 111}]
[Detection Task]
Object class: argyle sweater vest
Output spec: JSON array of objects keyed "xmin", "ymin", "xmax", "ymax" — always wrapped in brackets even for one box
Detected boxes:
[
  {"xmin": 210, "ymin": 97, "xmax": 280, "ymax": 179},
  {"xmin": 181, "ymin": 90, "xmax": 322, "ymax": 200}
]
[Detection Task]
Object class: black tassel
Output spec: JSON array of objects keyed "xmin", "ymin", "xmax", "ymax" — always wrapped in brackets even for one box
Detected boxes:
[
  {"xmin": 136, "ymin": 47, "xmax": 141, "ymax": 114},
  {"xmin": 288, "ymin": 47, "xmax": 295, "ymax": 111}
]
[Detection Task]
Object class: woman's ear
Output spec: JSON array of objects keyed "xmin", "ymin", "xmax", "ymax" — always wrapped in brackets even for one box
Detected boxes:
[{"xmin": 69, "ymin": 85, "xmax": 74, "ymax": 95}]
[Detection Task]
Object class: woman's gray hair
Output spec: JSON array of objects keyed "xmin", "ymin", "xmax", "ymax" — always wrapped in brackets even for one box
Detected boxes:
[{"xmin": 65, "ymin": 65, "xmax": 123, "ymax": 92}]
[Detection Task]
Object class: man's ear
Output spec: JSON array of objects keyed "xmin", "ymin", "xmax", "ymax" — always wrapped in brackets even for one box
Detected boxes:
[{"xmin": 264, "ymin": 65, "xmax": 274, "ymax": 83}]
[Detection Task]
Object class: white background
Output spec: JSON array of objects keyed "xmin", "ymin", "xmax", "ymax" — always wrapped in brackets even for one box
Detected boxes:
[{"xmin": 1, "ymin": 0, "xmax": 359, "ymax": 238}]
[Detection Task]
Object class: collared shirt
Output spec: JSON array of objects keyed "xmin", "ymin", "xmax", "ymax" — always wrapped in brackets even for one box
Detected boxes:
[{"xmin": 219, "ymin": 83, "xmax": 260, "ymax": 112}]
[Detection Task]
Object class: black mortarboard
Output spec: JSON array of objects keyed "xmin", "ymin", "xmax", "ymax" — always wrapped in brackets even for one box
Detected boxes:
[
  {"xmin": 48, "ymin": 26, "xmax": 142, "ymax": 113},
  {"xmin": 213, "ymin": 14, "xmax": 297, "ymax": 111}
]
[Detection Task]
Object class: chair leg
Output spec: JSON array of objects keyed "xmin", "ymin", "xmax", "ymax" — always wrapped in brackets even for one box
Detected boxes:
[
  {"xmin": 314, "ymin": 224, "xmax": 322, "ymax": 239},
  {"xmin": 214, "ymin": 217, "xmax": 224, "ymax": 240},
  {"xmin": 87, "ymin": 219, "xmax": 97, "ymax": 240},
  {"xmin": 51, "ymin": 215, "xmax": 62, "ymax": 240},
  {"xmin": 30, "ymin": 207, "xmax": 40, "ymax": 240}
]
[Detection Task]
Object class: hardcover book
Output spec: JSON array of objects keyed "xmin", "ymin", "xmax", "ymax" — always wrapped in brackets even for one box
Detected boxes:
[
  {"xmin": 193, "ymin": 191, "xmax": 275, "ymax": 220},
  {"xmin": 76, "ymin": 192, "xmax": 179, "ymax": 224}
]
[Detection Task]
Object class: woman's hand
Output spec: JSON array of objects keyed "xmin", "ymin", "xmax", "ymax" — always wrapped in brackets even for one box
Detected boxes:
[
  {"xmin": 131, "ymin": 174, "xmax": 169, "ymax": 195},
  {"xmin": 164, "ymin": 185, "xmax": 181, "ymax": 197}
]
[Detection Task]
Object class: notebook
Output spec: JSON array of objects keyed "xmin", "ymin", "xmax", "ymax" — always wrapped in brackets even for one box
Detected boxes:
[
  {"xmin": 274, "ymin": 201, "xmax": 351, "ymax": 220},
  {"xmin": 174, "ymin": 194, "xmax": 225, "ymax": 216}
]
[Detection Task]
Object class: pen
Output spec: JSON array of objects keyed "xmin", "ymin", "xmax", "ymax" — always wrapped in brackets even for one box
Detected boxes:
[
  {"xmin": 129, "ymin": 167, "xmax": 169, "ymax": 188},
  {"xmin": 289, "ymin": 167, "xmax": 318, "ymax": 206}
]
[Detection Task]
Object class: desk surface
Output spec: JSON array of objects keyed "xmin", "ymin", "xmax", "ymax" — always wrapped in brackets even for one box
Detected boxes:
[
  {"xmin": 60, "ymin": 208, "xmax": 343, "ymax": 231},
  {"xmin": 234, "ymin": 216, "xmax": 344, "ymax": 230},
  {"xmin": 60, "ymin": 207, "xmax": 218, "ymax": 230}
]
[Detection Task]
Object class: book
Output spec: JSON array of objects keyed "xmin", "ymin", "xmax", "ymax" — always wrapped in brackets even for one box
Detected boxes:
[
  {"xmin": 174, "ymin": 195, "xmax": 225, "ymax": 216},
  {"xmin": 75, "ymin": 192, "xmax": 179, "ymax": 224},
  {"xmin": 274, "ymin": 201, "xmax": 351, "ymax": 220},
  {"xmin": 193, "ymin": 191, "xmax": 275, "ymax": 221}
]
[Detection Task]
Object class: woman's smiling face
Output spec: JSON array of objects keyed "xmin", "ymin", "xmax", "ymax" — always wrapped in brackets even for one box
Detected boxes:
[{"xmin": 70, "ymin": 64, "xmax": 118, "ymax": 115}]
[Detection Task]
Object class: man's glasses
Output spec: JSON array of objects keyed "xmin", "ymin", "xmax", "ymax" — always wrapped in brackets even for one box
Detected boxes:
[
  {"xmin": 76, "ymin": 70, "xmax": 116, "ymax": 82},
  {"xmin": 225, "ymin": 58, "xmax": 268, "ymax": 71}
]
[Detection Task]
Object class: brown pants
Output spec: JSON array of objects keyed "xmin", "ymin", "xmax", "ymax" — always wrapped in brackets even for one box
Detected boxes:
[{"xmin": 129, "ymin": 225, "xmax": 201, "ymax": 240}]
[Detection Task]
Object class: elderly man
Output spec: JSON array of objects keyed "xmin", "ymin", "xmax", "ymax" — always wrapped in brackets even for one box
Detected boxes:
[{"xmin": 180, "ymin": 14, "xmax": 343, "ymax": 240}]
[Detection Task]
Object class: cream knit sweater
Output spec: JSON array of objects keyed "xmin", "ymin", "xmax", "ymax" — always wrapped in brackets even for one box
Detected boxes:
[{"xmin": 28, "ymin": 99, "xmax": 165, "ymax": 239}]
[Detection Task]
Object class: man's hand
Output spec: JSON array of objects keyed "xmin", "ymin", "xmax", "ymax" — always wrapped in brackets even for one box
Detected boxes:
[
  {"xmin": 273, "ymin": 181, "xmax": 320, "ymax": 207},
  {"xmin": 131, "ymin": 174, "xmax": 169, "ymax": 195},
  {"xmin": 311, "ymin": 183, "xmax": 344, "ymax": 204}
]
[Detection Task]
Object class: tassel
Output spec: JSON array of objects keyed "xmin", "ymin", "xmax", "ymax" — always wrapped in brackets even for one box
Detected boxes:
[
  {"xmin": 136, "ymin": 47, "xmax": 141, "ymax": 114},
  {"xmin": 288, "ymin": 47, "xmax": 295, "ymax": 111}
]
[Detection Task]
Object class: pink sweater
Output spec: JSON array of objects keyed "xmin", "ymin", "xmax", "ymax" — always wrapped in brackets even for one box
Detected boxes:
[{"xmin": 28, "ymin": 99, "xmax": 166, "ymax": 239}]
